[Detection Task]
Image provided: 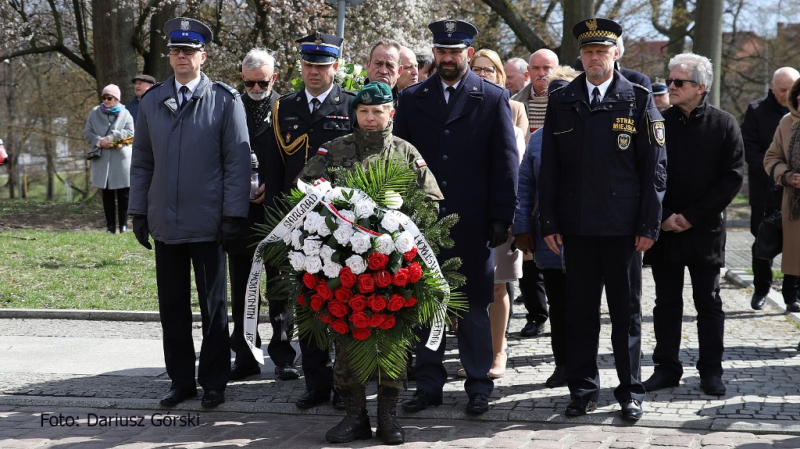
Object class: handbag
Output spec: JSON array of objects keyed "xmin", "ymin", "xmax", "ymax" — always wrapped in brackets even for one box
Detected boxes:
[
  {"xmin": 754, "ymin": 162, "xmax": 784, "ymax": 260},
  {"xmin": 86, "ymin": 116, "xmax": 117, "ymax": 160}
]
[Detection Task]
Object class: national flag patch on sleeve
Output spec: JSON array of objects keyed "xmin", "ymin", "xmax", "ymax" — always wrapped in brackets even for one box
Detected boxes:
[
  {"xmin": 415, "ymin": 158, "xmax": 427, "ymax": 168},
  {"xmin": 317, "ymin": 147, "xmax": 329, "ymax": 155}
]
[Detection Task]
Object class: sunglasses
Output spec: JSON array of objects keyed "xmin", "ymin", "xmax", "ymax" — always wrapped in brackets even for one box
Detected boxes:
[
  {"xmin": 471, "ymin": 66, "xmax": 496, "ymax": 75},
  {"xmin": 665, "ymin": 78, "xmax": 697, "ymax": 88},
  {"xmin": 168, "ymin": 47, "xmax": 200, "ymax": 56},
  {"xmin": 101, "ymin": 96, "xmax": 115, "ymax": 101},
  {"xmin": 243, "ymin": 80, "xmax": 271, "ymax": 89}
]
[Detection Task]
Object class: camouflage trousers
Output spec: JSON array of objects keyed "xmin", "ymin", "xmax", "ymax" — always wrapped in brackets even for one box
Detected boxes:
[{"xmin": 333, "ymin": 342, "xmax": 407, "ymax": 391}]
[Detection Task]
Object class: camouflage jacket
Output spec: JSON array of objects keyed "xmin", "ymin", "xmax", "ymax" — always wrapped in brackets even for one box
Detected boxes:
[{"xmin": 298, "ymin": 122, "xmax": 444, "ymax": 202}]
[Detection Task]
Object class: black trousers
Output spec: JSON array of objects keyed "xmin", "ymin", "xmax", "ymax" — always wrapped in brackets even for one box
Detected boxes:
[
  {"xmin": 101, "ymin": 187, "xmax": 129, "ymax": 232},
  {"xmin": 562, "ymin": 235, "xmax": 644, "ymax": 405},
  {"xmin": 154, "ymin": 241, "xmax": 229, "ymax": 391},
  {"xmin": 542, "ymin": 268, "xmax": 567, "ymax": 366},
  {"xmin": 750, "ymin": 204, "xmax": 775, "ymax": 296},
  {"xmin": 519, "ymin": 260, "xmax": 548, "ymax": 324},
  {"xmin": 650, "ymin": 262, "xmax": 725, "ymax": 379},
  {"xmin": 782, "ymin": 274, "xmax": 800, "ymax": 305}
]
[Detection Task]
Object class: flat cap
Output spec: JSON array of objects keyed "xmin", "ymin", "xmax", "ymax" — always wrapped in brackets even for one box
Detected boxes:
[
  {"xmin": 428, "ymin": 20, "xmax": 477, "ymax": 49},
  {"xmin": 572, "ymin": 18, "xmax": 622, "ymax": 48},
  {"xmin": 297, "ymin": 32, "xmax": 343, "ymax": 65},
  {"xmin": 351, "ymin": 82, "xmax": 393, "ymax": 109},
  {"xmin": 164, "ymin": 17, "xmax": 212, "ymax": 49},
  {"xmin": 131, "ymin": 74, "xmax": 156, "ymax": 84}
]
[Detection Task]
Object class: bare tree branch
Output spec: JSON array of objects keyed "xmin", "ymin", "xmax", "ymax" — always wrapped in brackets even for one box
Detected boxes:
[{"xmin": 480, "ymin": 0, "xmax": 549, "ymax": 52}]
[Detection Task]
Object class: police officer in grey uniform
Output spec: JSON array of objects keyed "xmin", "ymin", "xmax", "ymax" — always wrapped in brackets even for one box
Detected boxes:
[
  {"xmin": 263, "ymin": 31, "xmax": 357, "ymax": 410},
  {"xmin": 538, "ymin": 18, "xmax": 667, "ymax": 421},
  {"xmin": 128, "ymin": 17, "xmax": 251, "ymax": 409}
]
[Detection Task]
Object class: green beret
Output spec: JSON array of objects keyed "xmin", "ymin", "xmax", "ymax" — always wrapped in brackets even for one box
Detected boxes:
[{"xmin": 351, "ymin": 82, "xmax": 393, "ymax": 109}]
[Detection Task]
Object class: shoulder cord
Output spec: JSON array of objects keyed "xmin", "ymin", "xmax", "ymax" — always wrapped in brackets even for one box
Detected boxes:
[{"xmin": 272, "ymin": 99, "xmax": 309, "ymax": 165}]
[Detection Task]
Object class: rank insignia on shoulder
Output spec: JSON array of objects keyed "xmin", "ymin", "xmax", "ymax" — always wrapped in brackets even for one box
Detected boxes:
[
  {"xmin": 317, "ymin": 147, "xmax": 329, "ymax": 155},
  {"xmin": 415, "ymin": 158, "xmax": 427, "ymax": 168},
  {"xmin": 215, "ymin": 81, "xmax": 240, "ymax": 97},
  {"xmin": 653, "ymin": 121, "xmax": 666, "ymax": 146}
]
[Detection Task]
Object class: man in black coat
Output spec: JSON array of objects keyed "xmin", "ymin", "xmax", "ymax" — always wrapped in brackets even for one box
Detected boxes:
[
  {"xmin": 642, "ymin": 53, "xmax": 744, "ymax": 397},
  {"xmin": 539, "ymin": 18, "xmax": 667, "ymax": 421},
  {"xmin": 262, "ymin": 32, "xmax": 356, "ymax": 410},
  {"xmin": 394, "ymin": 19, "xmax": 519, "ymax": 415},
  {"xmin": 741, "ymin": 67, "xmax": 799, "ymax": 310}
]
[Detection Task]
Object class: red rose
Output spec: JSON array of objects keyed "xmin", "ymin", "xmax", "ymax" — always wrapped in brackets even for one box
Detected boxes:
[
  {"xmin": 369, "ymin": 313, "xmax": 386, "ymax": 328},
  {"xmin": 352, "ymin": 328, "xmax": 371, "ymax": 340},
  {"xmin": 317, "ymin": 281, "xmax": 333, "ymax": 300},
  {"xmin": 320, "ymin": 313, "xmax": 333, "ymax": 324},
  {"xmin": 403, "ymin": 247, "xmax": 418, "ymax": 262},
  {"xmin": 375, "ymin": 270, "xmax": 392, "ymax": 288},
  {"xmin": 302, "ymin": 272, "xmax": 318, "ymax": 290},
  {"xmin": 330, "ymin": 319, "xmax": 349, "ymax": 334},
  {"xmin": 392, "ymin": 268, "xmax": 410, "ymax": 287},
  {"xmin": 310, "ymin": 294, "xmax": 324, "ymax": 311},
  {"xmin": 379, "ymin": 315, "xmax": 396, "ymax": 330},
  {"xmin": 357, "ymin": 274, "xmax": 375, "ymax": 294},
  {"xmin": 334, "ymin": 286, "xmax": 353, "ymax": 302},
  {"xmin": 388, "ymin": 294, "xmax": 405, "ymax": 312},
  {"xmin": 404, "ymin": 296, "xmax": 418, "ymax": 307},
  {"xmin": 367, "ymin": 252, "xmax": 389, "ymax": 270},
  {"xmin": 297, "ymin": 294, "xmax": 306, "ymax": 306},
  {"xmin": 339, "ymin": 267, "xmax": 357, "ymax": 288},
  {"xmin": 368, "ymin": 294, "xmax": 387, "ymax": 312},
  {"xmin": 350, "ymin": 311, "xmax": 370, "ymax": 329},
  {"xmin": 328, "ymin": 301, "xmax": 349, "ymax": 318},
  {"xmin": 407, "ymin": 262, "xmax": 423, "ymax": 283},
  {"xmin": 349, "ymin": 294, "xmax": 367, "ymax": 312}
]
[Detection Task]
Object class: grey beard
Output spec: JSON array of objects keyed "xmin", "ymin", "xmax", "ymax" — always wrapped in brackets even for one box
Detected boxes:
[{"xmin": 247, "ymin": 89, "xmax": 270, "ymax": 101}]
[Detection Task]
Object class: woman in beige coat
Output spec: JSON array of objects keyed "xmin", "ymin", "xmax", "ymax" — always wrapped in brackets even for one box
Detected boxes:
[{"xmin": 763, "ymin": 77, "xmax": 800, "ymax": 312}]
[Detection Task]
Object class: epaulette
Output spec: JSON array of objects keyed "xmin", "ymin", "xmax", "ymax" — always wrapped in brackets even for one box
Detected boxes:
[
  {"xmin": 632, "ymin": 83, "xmax": 650, "ymax": 92},
  {"xmin": 140, "ymin": 81, "xmax": 165, "ymax": 99},
  {"xmin": 481, "ymin": 78, "xmax": 504, "ymax": 90},
  {"xmin": 215, "ymin": 81, "xmax": 240, "ymax": 97},
  {"xmin": 549, "ymin": 84, "xmax": 567, "ymax": 96},
  {"xmin": 341, "ymin": 89, "xmax": 358, "ymax": 97}
]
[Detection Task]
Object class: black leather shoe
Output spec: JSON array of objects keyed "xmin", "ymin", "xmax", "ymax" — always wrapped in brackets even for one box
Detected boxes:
[
  {"xmin": 230, "ymin": 362, "xmax": 261, "ymax": 381},
  {"xmin": 751, "ymin": 294, "xmax": 767, "ymax": 310},
  {"xmin": 520, "ymin": 321, "xmax": 541, "ymax": 337},
  {"xmin": 642, "ymin": 371, "xmax": 680, "ymax": 392},
  {"xmin": 401, "ymin": 390, "xmax": 443, "ymax": 413},
  {"xmin": 565, "ymin": 398, "xmax": 597, "ymax": 416},
  {"xmin": 332, "ymin": 391, "xmax": 345, "ymax": 410},
  {"xmin": 201, "ymin": 389, "xmax": 225, "ymax": 408},
  {"xmin": 787, "ymin": 301, "xmax": 800, "ymax": 313},
  {"xmin": 160, "ymin": 387, "xmax": 197, "ymax": 406},
  {"xmin": 296, "ymin": 389, "xmax": 331, "ymax": 409},
  {"xmin": 621, "ymin": 399, "xmax": 643, "ymax": 420},
  {"xmin": 700, "ymin": 375, "xmax": 726, "ymax": 396},
  {"xmin": 274, "ymin": 363, "xmax": 300, "ymax": 380},
  {"xmin": 545, "ymin": 365, "xmax": 568, "ymax": 388},
  {"xmin": 466, "ymin": 393, "xmax": 489, "ymax": 414}
]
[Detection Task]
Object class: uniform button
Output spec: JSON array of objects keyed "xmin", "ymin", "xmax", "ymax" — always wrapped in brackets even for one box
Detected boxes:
[
  {"xmin": 442, "ymin": 155, "xmax": 448, "ymax": 161},
  {"xmin": 611, "ymin": 192, "xmax": 616, "ymax": 196},
  {"xmin": 441, "ymin": 181, "xmax": 447, "ymax": 187},
  {"xmin": 441, "ymin": 207, "xmax": 447, "ymax": 214},
  {"xmin": 309, "ymin": 129, "xmax": 314, "ymax": 133},
  {"xmin": 444, "ymin": 129, "xmax": 450, "ymax": 135}
]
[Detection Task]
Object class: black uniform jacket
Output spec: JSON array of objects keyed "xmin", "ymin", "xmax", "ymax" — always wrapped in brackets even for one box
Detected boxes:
[
  {"xmin": 538, "ymin": 71, "xmax": 667, "ymax": 240},
  {"xmin": 741, "ymin": 90, "xmax": 786, "ymax": 208},
  {"xmin": 644, "ymin": 95, "xmax": 744, "ymax": 267}
]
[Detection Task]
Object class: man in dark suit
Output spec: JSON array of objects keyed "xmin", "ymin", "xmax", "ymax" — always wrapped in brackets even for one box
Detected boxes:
[
  {"xmin": 642, "ymin": 53, "xmax": 744, "ymax": 397},
  {"xmin": 741, "ymin": 67, "xmax": 799, "ymax": 310},
  {"xmin": 394, "ymin": 19, "xmax": 519, "ymax": 415},
  {"xmin": 263, "ymin": 32, "xmax": 356, "ymax": 410},
  {"xmin": 538, "ymin": 18, "xmax": 667, "ymax": 420}
]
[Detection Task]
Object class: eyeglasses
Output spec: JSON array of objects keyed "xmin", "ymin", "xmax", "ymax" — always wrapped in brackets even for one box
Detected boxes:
[
  {"xmin": 243, "ymin": 80, "xmax": 271, "ymax": 89},
  {"xmin": 471, "ymin": 66, "xmax": 496, "ymax": 75},
  {"xmin": 101, "ymin": 96, "xmax": 115, "ymax": 101},
  {"xmin": 168, "ymin": 47, "xmax": 200, "ymax": 56},
  {"xmin": 665, "ymin": 78, "xmax": 697, "ymax": 88}
]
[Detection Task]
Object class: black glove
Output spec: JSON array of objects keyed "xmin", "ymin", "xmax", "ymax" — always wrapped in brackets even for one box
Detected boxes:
[
  {"xmin": 220, "ymin": 217, "xmax": 245, "ymax": 252},
  {"xmin": 487, "ymin": 220, "xmax": 511, "ymax": 249},
  {"xmin": 132, "ymin": 216, "xmax": 152, "ymax": 250}
]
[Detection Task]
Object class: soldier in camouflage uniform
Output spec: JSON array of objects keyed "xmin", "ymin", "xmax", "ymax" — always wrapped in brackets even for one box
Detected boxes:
[{"xmin": 306, "ymin": 82, "xmax": 441, "ymax": 445}]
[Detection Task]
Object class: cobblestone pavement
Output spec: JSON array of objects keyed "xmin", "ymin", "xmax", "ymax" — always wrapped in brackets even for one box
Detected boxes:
[{"xmin": 1, "ymin": 229, "xmax": 799, "ymax": 447}]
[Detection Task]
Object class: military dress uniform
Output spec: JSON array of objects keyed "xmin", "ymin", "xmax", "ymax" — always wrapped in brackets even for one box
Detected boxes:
[
  {"xmin": 262, "ymin": 32, "xmax": 356, "ymax": 407},
  {"xmin": 538, "ymin": 18, "xmax": 667, "ymax": 418}
]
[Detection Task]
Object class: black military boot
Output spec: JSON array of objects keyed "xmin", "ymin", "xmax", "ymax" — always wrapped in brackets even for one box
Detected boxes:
[
  {"xmin": 325, "ymin": 387, "xmax": 372, "ymax": 443},
  {"xmin": 376, "ymin": 386, "xmax": 405, "ymax": 444}
]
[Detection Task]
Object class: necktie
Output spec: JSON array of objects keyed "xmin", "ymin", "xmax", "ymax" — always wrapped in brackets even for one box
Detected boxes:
[
  {"xmin": 311, "ymin": 98, "xmax": 321, "ymax": 113},
  {"xmin": 178, "ymin": 86, "xmax": 189, "ymax": 110},
  {"xmin": 591, "ymin": 87, "xmax": 600, "ymax": 109},
  {"xmin": 445, "ymin": 86, "xmax": 456, "ymax": 104}
]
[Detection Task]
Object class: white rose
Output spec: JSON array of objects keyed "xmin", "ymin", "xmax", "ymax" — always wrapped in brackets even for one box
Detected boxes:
[
  {"xmin": 324, "ymin": 187, "xmax": 345, "ymax": 203},
  {"xmin": 375, "ymin": 234, "xmax": 395, "ymax": 255},
  {"xmin": 380, "ymin": 211, "xmax": 402, "ymax": 233},
  {"xmin": 349, "ymin": 232, "xmax": 372, "ymax": 254},
  {"xmin": 317, "ymin": 219, "xmax": 332, "ymax": 237},
  {"xmin": 333, "ymin": 224, "xmax": 355, "ymax": 245},
  {"xmin": 288, "ymin": 251, "xmax": 306, "ymax": 271},
  {"xmin": 319, "ymin": 244, "xmax": 335, "ymax": 263},
  {"xmin": 303, "ymin": 211, "xmax": 324, "ymax": 234},
  {"xmin": 337, "ymin": 209, "xmax": 356, "ymax": 225},
  {"xmin": 291, "ymin": 229, "xmax": 303, "ymax": 250},
  {"xmin": 322, "ymin": 260, "xmax": 343, "ymax": 278},
  {"xmin": 304, "ymin": 256, "xmax": 323, "ymax": 274},
  {"xmin": 394, "ymin": 231, "xmax": 416, "ymax": 253},
  {"xmin": 354, "ymin": 198, "xmax": 376, "ymax": 219},
  {"xmin": 345, "ymin": 255, "xmax": 368, "ymax": 274},
  {"xmin": 282, "ymin": 231, "xmax": 292, "ymax": 246},
  {"xmin": 302, "ymin": 238, "xmax": 322, "ymax": 257}
]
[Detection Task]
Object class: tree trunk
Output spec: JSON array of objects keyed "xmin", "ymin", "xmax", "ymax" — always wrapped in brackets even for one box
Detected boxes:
[
  {"xmin": 146, "ymin": 5, "xmax": 177, "ymax": 82},
  {"xmin": 561, "ymin": 0, "xmax": 594, "ymax": 65},
  {"xmin": 92, "ymin": 0, "xmax": 138, "ymax": 102},
  {"xmin": 693, "ymin": 0, "xmax": 723, "ymax": 105}
]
